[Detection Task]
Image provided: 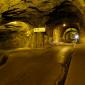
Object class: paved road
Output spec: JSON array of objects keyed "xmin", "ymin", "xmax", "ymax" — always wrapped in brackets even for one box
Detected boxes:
[
  {"xmin": 0, "ymin": 46, "xmax": 73, "ymax": 85},
  {"xmin": 65, "ymin": 44, "xmax": 85, "ymax": 85}
]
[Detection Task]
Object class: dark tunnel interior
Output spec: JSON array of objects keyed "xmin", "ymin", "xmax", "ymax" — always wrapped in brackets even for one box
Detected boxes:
[{"xmin": 0, "ymin": 0, "xmax": 85, "ymax": 85}]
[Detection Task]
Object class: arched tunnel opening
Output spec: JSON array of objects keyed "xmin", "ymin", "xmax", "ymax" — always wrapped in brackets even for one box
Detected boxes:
[{"xmin": 46, "ymin": 1, "xmax": 82, "ymax": 45}]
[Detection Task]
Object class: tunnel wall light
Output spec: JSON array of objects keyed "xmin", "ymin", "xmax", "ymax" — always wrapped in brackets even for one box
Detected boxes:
[{"xmin": 63, "ymin": 23, "xmax": 67, "ymax": 27}]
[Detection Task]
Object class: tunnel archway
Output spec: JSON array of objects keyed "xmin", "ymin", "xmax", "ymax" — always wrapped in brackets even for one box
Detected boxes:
[{"xmin": 46, "ymin": 1, "xmax": 82, "ymax": 44}]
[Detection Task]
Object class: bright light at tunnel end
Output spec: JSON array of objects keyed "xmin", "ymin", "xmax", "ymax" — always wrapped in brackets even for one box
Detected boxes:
[{"xmin": 74, "ymin": 34, "xmax": 79, "ymax": 39}]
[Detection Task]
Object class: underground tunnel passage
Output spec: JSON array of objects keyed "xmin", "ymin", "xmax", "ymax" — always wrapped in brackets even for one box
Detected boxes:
[{"xmin": 0, "ymin": 0, "xmax": 84, "ymax": 85}]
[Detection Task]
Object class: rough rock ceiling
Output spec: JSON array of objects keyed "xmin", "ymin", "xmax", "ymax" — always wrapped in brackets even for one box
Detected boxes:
[
  {"xmin": 0, "ymin": 0, "xmax": 64, "ymax": 16},
  {"xmin": 0, "ymin": 0, "xmax": 66, "ymax": 26},
  {"xmin": 0, "ymin": 0, "xmax": 84, "ymax": 26},
  {"xmin": 0, "ymin": 0, "xmax": 84, "ymax": 13}
]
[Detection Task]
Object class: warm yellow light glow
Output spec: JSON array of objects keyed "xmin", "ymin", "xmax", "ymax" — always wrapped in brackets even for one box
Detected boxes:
[
  {"xmin": 63, "ymin": 23, "xmax": 66, "ymax": 27},
  {"xmin": 26, "ymin": 31, "xmax": 32, "ymax": 37},
  {"xmin": 34, "ymin": 27, "xmax": 46, "ymax": 32}
]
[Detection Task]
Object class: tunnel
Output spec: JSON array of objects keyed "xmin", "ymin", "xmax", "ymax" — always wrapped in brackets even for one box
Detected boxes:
[{"xmin": 0, "ymin": 1, "xmax": 84, "ymax": 85}]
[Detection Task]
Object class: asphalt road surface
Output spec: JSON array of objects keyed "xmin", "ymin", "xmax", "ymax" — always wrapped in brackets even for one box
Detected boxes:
[
  {"xmin": 0, "ymin": 45, "xmax": 74, "ymax": 85},
  {"xmin": 65, "ymin": 44, "xmax": 85, "ymax": 85}
]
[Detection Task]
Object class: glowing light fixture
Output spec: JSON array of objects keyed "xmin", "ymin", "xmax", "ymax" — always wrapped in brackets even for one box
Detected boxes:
[{"xmin": 63, "ymin": 23, "xmax": 66, "ymax": 27}]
